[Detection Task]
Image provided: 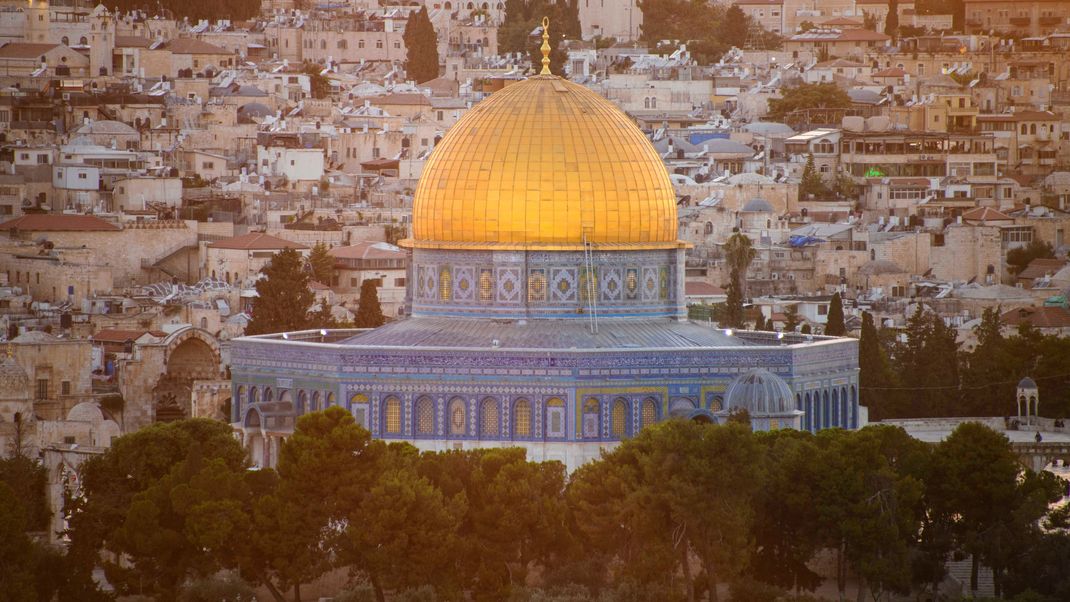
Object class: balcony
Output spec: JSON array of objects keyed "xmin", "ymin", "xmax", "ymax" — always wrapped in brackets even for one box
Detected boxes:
[
  {"xmin": 1010, "ymin": 16, "xmax": 1031, "ymax": 26},
  {"xmin": 1039, "ymin": 16, "xmax": 1063, "ymax": 26}
]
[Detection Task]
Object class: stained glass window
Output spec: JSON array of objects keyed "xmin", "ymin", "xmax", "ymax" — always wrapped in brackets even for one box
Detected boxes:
[
  {"xmin": 479, "ymin": 268, "xmax": 494, "ymax": 302},
  {"xmin": 439, "ymin": 266, "xmax": 452, "ymax": 301},
  {"xmin": 384, "ymin": 396, "xmax": 401, "ymax": 434},
  {"xmin": 514, "ymin": 399, "xmax": 531, "ymax": 437},
  {"xmin": 415, "ymin": 396, "xmax": 434, "ymax": 434},
  {"xmin": 351, "ymin": 393, "xmax": 369, "ymax": 428},
  {"xmin": 449, "ymin": 398, "xmax": 466, "ymax": 435},
  {"xmin": 480, "ymin": 398, "xmax": 499, "ymax": 436},
  {"xmin": 546, "ymin": 397, "xmax": 565, "ymax": 437},
  {"xmin": 611, "ymin": 399, "xmax": 627, "ymax": 437},
  {"xmin": 527, "ymin": 269, "xmax": 547, "ymax": 302},
  {"xmin": 641, "ymin": 398, "xmax": 657, "ymax": 429}
]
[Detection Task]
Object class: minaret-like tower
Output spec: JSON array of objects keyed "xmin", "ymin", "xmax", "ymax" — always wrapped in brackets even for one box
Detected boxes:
[
  {"xmin": 88, "ymin": 5, "xmax": 115, "ymax": 76},
  {"xmin": 26, "ymin": 0, "xmax": 50, "ymax": 43}
]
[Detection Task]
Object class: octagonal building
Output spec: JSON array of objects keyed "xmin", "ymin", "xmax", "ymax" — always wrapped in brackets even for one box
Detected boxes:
[{"xmin": 230, "ymin": 70, "xmax": 860, "ymax": 470}]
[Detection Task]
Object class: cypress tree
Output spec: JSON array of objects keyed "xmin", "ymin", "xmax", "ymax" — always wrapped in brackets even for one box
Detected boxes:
[
  {"xmin": 885, "ymin": 0, "xmax": 899, "ymax": 40},
  {"xmin": 404, "ymin": 7, "xmax": 440, "ymax": 84},
  {"xmin": 722, "ymin": 268, "xmax": 745, "ymax": 329},
  {"xmin": 354, "ymin": 280, "xmax": 386, "ymax": 329},
  {"xmin": 859, "ymin": 311, "xmax": 897, "ymax": 419},
  {"xmin": 825, "ymin": 292, "xmax": 846, "ymax": 336},
  {"xmin": 246, "ymin": 248, "xmax": 314, "ymax": 336}
]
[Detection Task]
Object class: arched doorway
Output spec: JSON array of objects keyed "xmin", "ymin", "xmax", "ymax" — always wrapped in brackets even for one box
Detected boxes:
[{"xmin": 152, "ymin": 330, "xmax": 220, "ymax": 422}]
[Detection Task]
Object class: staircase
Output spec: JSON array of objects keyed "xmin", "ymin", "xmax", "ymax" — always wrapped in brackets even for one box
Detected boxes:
[
  {"xmin": 946, "ymin": 556, "xmax": 995, "ymax": 598},
  {"xmin": 141, "ymin": 242, "xmax": 198, "ymax": 282}
]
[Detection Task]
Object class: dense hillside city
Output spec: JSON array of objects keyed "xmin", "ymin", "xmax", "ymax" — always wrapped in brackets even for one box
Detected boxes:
[{"xmin": 1, "ymin": 0, "xmax": 1070, "ymax": 599}]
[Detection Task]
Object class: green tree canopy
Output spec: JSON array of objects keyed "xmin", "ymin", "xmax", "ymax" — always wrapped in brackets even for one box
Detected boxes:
[
  {"xmin": 246, "ymin": 248, "xmax": 315, "ymax": 335},
  {"xmin": 500, "ymin": 0, "xmax": 580, "ymax": 75},
  {"xmin": 301, "ymin": 62, "xmax": 332, "ymax": 100},
  {"xmin": 403, "ymin": 7, "xmax": 440, "ymax": 84},
  {"xmin": 354, "ymin": 279, "xmax": 386, "ymax": 328},
  {"xmin": 1006, "ymin": 240, "xmax": 1055, "ymax": 275},
  {"xmin": 307, "ymin": 242, "xmax": 334, "ymax": 286},
  {"xmin": 824, "ymin": 292, "xmax": 846, "ymax": 336},
  {"xmin": 767, "ymin": 83, "xmax": 852, "ymax": 122}
]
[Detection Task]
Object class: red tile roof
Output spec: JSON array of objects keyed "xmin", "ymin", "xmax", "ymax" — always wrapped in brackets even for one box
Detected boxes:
[
  {"xmin": 329, "ymin": 241, "xmax": 406, "ymax": 260},
  {"xmin": 0, "ymin": 214, "xmax": 120, "ymax": 232},
  {"xmin": 873, "ymin": 67, "xmax": 908, "ymax": 78},
  {"xmin": 163, "ymin": 38, "xmax": 229, "ymax": 55},
  {"xmin": 91, "ymin": 329, "xmax": 166, "ymax": 343},
  {"xmin": 1017, "ymin": 258, "xmax": 1067, "ymax": 281},
  {"xmin": 208, "ymin": 232, "xmax": 307, "ymax": 250},
  {"xmin": 0, "ymin": 43, "xmax": 61, "ymax": 59},
  {"xmin": 685, "ymin": 281, "xmax": 725, "ymax": 296},
  {"xmin": 1001, "ymin": 306, "xmax": 1070, "ymax": 329},
  {"xmin": 961, "ymin": 207, "xmax": 1013, "ymax": 222}
]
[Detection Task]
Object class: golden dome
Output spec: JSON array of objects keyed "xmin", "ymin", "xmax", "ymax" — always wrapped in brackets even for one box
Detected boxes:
[{"xmin": 409, "ymin": 75, "xmax": 681, "ymax": 250}]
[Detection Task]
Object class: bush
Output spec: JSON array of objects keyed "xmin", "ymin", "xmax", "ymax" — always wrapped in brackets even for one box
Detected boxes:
[
  {"xmin": 729, "ymin": 578, "xmax": 789, "ymax": 602},
  {"xmin": 178, "ymin": 572, "xmax": 255, "ymax": 602},
  {"xmin": 332, "ymin": 586, "xmax": 377, "ymax": 602}
]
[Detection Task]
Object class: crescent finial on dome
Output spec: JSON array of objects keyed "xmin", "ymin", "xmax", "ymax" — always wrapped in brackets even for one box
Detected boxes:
[{"xmin": 540, "ymin": 17, "xmax": 551, "ymax": 75}]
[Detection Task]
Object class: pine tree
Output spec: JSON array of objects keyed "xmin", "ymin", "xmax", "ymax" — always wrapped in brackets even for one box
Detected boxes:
[
  {"xmin": 403, "ymin": 7, "xmax": 440, "ymax": 84},
  {"xmin": 308, "ymin": 242, "xmax": 334, "ymax": 286},
  {"xmin": 783, "ymin": 305, "xmax": 801, "ymax": 332},
  {"xmin": 354, "ymin": 279, "xmax": 386, "ymax": 329},
  {"xmin": 825, "ymin": 292, "xmax": 846, "ymax": 336},
  {"xmin": 246, "ymin": 249, "xmax": 315, "ymax": 336},
  {"xmin": 309, "ymin": 298, "xmax": 338, "ymax": 329},
  {"xmin": 800, "ymin": 153, "xmax": 827, "ymax": 200}
]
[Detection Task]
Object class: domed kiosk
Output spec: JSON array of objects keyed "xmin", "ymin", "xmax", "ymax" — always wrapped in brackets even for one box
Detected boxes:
[
  {"xmin": 229, "ymin": 25, "xmax": 860, "ymax": 470},
  {"xmin": 717, "ymin": 369, "xmax": 804, "ymax": 431}
]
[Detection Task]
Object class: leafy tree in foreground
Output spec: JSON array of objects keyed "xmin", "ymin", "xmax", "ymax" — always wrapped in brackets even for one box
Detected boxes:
[
  {"xmin": 301, "ymin": 62, "xmax": 331, "ymax": 100},
  {"xmin": 403, "ymin": 7, "xmax": 440, "ymax": 84},
  {"xmin": 246, "ymin": 248, "xmax": 315, "ymax": 335}
]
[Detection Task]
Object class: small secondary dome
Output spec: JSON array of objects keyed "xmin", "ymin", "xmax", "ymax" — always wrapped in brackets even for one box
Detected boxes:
[
  {"xmin": 723, "ymin": 368, "xmax": 796, "ymax": 415},
  {"xmin": 1018, "ymin": 376, "xmax": 1037, "ymax": 389},
  {"xmin": 409, "ymin": 75, "xmax": 679, "ymax": 250}
]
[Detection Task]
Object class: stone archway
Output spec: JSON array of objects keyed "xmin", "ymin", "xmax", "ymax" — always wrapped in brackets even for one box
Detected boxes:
[{"xmin": 152, "ymin": 329, "xmax": 220, "ymax": 422}]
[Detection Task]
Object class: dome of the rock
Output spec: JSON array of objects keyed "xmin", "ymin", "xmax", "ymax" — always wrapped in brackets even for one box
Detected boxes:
[{"xmin": 410, "ymin": 75, "xmax": 679, "ymax": 250}]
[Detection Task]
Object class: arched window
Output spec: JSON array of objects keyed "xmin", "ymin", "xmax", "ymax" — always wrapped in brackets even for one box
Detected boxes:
[
  {"xmin": 643, "ymin": 97, "xmax": 650, "ymax": 109},
  {"xmin": 1030, "ymin": 124, "xmax": 1037, "ymax": 135},
  {"xmin": 841, "ymin": 387, "xmax": 849, "ymax": 429},
  {"xmin": 466, "ymin": 2, "xmax": 474, "ymax": 8},
  {"xmin": 61, "ymin": 36, "xmax": 69, "ymax": 46},
  {"xmin": 709, "ymin": 395, "xmax": 723, "ymax": 412},
  {"xmin": 235, "ymin": 386, "xmax": 246, "ymax": 415},
  {"xmin": 513, "ymin": 399, "xmax": 531, "ymax": 437},
  {"xmin": 803, "ymin": 392, "xmax": 812, "ymax": 431},
  {"xmin": 249, "ymin": 386, "xmax": 259, "ymax": 405},
  {"xmin": 480, "ymin": 398, "xmax": 499, "ymax": 437},
  {"xmin": 297, "ymin": 390, "xmax": 308, "ymax": 414},
  {"xmin": 831, "ymin": 389, "xmax": 840, "ymax": 426},
  {"xmin": 401, "ymin": 137, "xmax": 411, "ymax": 148},
  {"xmin": 311, "ymin": 391, "xmax": 321, "ymax": 412},
  {"xmin": 546, "ymin": 397, "xmax": 565, "ymax": 437},
  {"xmin": 383, "ymin": 396, "xmax": 402, "ymax": 434},
  {"xmin": 821, "ymin": 390, "xmax": 830, "ymax": 430},
  {"xmin": 326, "ymin": 392, "xmax": 336, "ymax": 407},
  {"xmin": 641, "ymin": 398, "xmax": 658, "ymax": 429},
  {"xmin": 415, "ymin": 396, "xmax": 434, "ymax": 435},
  {"xmin": 582, "ymin": 398, "xmax": 600, "ymax": 438},
  {"xmin": 351, "ymin": 393, "xmax": 369, "ymax": 428},
  {"xmin": 263, "ymin": 387, "xmax": 274, "ymax": 402},
  {"xmin": 611, "ymin": 398, "xmax": 628, "ymax": 437},
  {"xmin": 79, "ymin": 36, "xmax": 88, "ymax": 46},
  {"xmin": 449, "ymin": 397, "xmax": 466, "ymax": 435},
  {"xmin": 279, "ymin": 390, "xmax": 292, "ymax": 403}
]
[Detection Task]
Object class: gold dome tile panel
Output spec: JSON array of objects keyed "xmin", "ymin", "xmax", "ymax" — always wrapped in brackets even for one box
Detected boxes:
[{"xmin": 411, "ymin": 76, "xmax": 679, "ymax": 250}]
